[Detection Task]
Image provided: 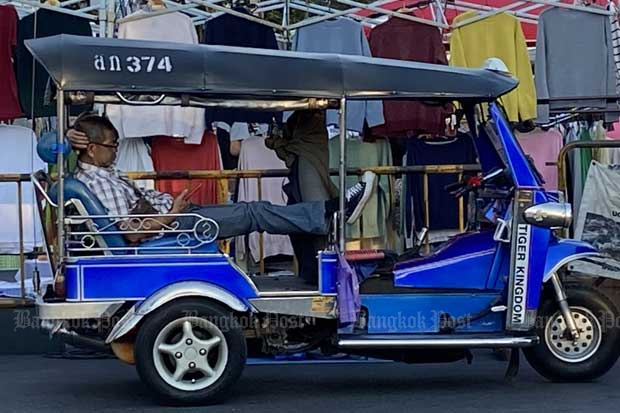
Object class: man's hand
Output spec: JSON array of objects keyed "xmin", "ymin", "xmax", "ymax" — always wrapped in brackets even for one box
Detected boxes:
[
  {"xmin": 171, "ymin": 189, "xmax": 190, "ymax": 214},
  {"xmin": 67, "ymin": 128, "xmax": 89, "ymax": 150}
]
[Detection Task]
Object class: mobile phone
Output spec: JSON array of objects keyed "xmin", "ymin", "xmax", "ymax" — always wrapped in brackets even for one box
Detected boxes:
[{"xmin": 183, "ymin": 184, "xmax": 203, "ymax": 200}]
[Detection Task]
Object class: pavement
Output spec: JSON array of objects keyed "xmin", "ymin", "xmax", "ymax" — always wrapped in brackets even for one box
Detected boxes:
[{"xmin": 1, "ymin": 351, "xmax": 619, "ymax": 413}]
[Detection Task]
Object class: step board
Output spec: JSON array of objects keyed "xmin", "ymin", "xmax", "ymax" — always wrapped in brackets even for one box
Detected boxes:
[{"xmin": 338, "ymin": 334, "xmax": 539, "ymax": 349}]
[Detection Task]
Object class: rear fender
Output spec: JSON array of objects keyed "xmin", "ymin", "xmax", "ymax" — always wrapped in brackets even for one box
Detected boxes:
[
  {"xmin": 105, "ymin": 281, "xmax": 253, "ymax": 344},
  {"xmin": 542, "ymin": 239, "xmax": 599, "ymax": 283}
]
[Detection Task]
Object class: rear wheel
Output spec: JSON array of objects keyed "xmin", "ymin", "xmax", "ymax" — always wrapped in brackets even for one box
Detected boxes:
[
  {"xmin": 524, "ymin": 288, "xmax": 620, "ymax": 382},
  {"xmin": 134, "ymin": 298, "xmax": 246, "ymax": 405}
]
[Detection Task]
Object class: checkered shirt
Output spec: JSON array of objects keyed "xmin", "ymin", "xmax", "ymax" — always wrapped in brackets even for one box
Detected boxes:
[{"xmin": 75, "ymin": 161, "xmax": 173, "ymax": 217}]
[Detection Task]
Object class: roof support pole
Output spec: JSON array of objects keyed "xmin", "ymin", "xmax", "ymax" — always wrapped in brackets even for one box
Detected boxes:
[
  {"xmin": 284, "ymin": 0, "xmax": 291, "ymax": 48},
  {"xmin": 98, "ymin": 0, "xmax": 106, "ymax": 38},
  {"xmin": 338, "ymin": 97, "xmax": 347, "ymax": 252},
  {"xmin": 56, "ymin": 89, "xmax": 65, "ymax": 269}
]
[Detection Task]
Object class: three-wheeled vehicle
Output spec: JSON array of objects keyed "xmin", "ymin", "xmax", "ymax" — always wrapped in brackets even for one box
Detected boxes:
[{"xmin": 27, "ymin": 34, "xmax": 620, "ymax": 405}]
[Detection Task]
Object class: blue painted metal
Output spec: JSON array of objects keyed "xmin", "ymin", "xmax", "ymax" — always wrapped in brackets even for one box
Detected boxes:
[
  {"xmin": 474, "ymin": 123, "xmax": 506, "ymax": 174},
  {"xmin": 361, "ymin": 293, "xmax": 502, "ymax": 333},
  {"xmin": 485, "ymin": 243, "xmax": 510, "ymax": 290},
  {"xmin": 394, "ymin": 232, "xmax": 497, "ymax": 290},
  {"xmin": 319, "ymin": 251, "xmax": 338, "ymax": 294},
  {"xmin": 489, "ymin": 102, "xmax": 543, "ymax": 189},
  {"xmin": 523, "ymin": 192, "xmax": 552, "ymax": 311},
  {"xmin": 138, "ymin": 237, "xmax": 219, "ymax": 254},
  {"xmin": 64, "ymin": 255, "xmax": 258, "ymax": 302},
  {"xmin": 542, "ymin": 238, "xmax": 598, "ymax": 282}
]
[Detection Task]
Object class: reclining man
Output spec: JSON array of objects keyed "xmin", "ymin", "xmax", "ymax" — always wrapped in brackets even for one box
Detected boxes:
[{"xmin": 67, "ymin": 114, "xmax": 375, "ymax": 251}]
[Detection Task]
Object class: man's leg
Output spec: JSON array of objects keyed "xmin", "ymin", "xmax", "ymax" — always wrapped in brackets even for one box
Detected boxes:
[{"xmin": 176, "ymin": 201, "xmax": 329, "ymax": 239}]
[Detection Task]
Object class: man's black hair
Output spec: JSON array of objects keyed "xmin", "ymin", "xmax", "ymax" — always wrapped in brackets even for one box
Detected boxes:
[{"xmin": 73, "ymin": 114, "xmax": 118, "ymax": 144}]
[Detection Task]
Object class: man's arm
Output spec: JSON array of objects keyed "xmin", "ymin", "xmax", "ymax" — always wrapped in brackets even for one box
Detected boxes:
[
  {"xmin": 123, "ymin": 189, "xmax": 189, "ymax": 244},
  {"xmin": 67, "ymin": 129, "xmax": 89, "ymax": 150}
]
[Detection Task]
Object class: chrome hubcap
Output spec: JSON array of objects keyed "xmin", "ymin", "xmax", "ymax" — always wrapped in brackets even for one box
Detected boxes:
[
  {"xmin": 545, "ymin": 306, "xmax": 602, "ymax": 363},
  {"xmin": 153, "ymin": 316, "xmax": 228, "ymax": 391}
]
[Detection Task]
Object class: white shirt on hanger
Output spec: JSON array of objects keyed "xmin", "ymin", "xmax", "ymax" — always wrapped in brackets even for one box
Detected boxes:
[
  {"xmin": 108, "ymin": 11, "xmax": 205, "ymax": 144},
  {"xmin": 0, "ymin": 125, "xmax": 46, "ymax": 254}
]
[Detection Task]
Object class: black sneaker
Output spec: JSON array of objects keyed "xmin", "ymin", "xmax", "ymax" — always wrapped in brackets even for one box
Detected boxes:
[{"xmin": 345, "ymin": 171, "xmax": 377, "ymax": 224}]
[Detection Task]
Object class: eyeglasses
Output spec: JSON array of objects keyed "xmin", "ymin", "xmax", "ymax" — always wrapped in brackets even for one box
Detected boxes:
[{"xmin": 91, "ymin": 141, "xmax": 119, "ymax": 149}]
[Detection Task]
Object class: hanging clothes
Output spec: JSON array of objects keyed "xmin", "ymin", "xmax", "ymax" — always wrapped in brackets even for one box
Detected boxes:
[
  {"xmin": 591, "ymin": 121, "xmax": 610, "ymax": 165},
  {"xmin": 236, "ymin": 136, "xmax": 293, "ymax": 263},
  {"xmin": 329, "ymin": 138, "xmax": 392, "ymax": 246},
  {"xmin": 114, "ymin": 138, "xmax": 155, "ymax": 190},
  {"xmin": 563, "ymin": 123, "xmax": 584, "ymax": 223},
  {"xmin": 579, "ymin": 125, "xmax": 594, "ymax": 184},
  {"xmin": 608, "ymin": 121, "xmax": 620, "ymax": 140},
  {"xmin": 266, "ymin": 110, "xmax": 338, "ymax": 201},
  {"xmin": 0, "ymin": 125, "xmax": 46, "ymax": 254},
  {"xmin": 609, "ymin": 2, "xmax": 620, "ymax": 94},
  {"xmin": 404, "ymin": 134, "xmax": 478, "ymax": 236},
  {"xmin": 369, "ymin": 17, "xmax": 451, "ymax": 137},
  {"xmin": 290, "ymin": 18, "xmax": 384, "ymax": 132},
  {"xmin": 535, "ymin": 8, "xmax": 617, "ymax": 124},
  {"xmin": 150, "ymin": 131, "xmax": 222, "ymax": 205},
  {"xmin": 0, "ymin": 5, "xmax": 22, "ymax": 122},
  {"xmin": 15, "ymin": 9, "xmax": 92, "ymax": 118},
  {"xmin": 202, "ymin": 9, "xmax": 280, "ymax": 125},
  {"xmin": 109, "ymin": 11, "xmax": 205, "ymax": 144},
  {"xmin": 450, "ymin": 12, "xmax": 536, "ymax": 122},
  {"xmin": 516, "ymin": 128, "xmax": 563, "ymax": 191}
]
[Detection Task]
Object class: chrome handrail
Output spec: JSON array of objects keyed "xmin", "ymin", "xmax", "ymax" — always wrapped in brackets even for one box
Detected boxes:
[
  {"xmin": 64, "ymin": 212, "xmax": 220, "ymax": 254},
  {"xmin": 30, "ymin": 173, "xmax": 58, "ymax": 208}
]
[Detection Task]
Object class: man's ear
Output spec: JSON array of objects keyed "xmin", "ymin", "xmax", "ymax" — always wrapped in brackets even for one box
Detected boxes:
[{"xmin": 85, "ymin": 143, "xmax": 97, "ymax": 158}]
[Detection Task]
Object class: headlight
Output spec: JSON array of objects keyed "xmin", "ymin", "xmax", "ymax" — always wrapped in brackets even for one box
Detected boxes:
[{"xmin": 523, "ymin": 202, "xmax": 572, "ymax": 228}]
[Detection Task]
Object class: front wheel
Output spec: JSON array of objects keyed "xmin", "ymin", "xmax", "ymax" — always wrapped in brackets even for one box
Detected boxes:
[
  {"xmin": 134, "ymin": 298, "xmax": 247, "ymax": 405},
  {"xmin": 524, "ymin": 287, "xmax": 620, "ymax": 382}
]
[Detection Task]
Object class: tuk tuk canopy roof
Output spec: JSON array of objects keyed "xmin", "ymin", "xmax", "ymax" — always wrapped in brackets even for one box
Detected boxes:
[{"xmin": 25, "ymin": 34, "xmax": 518, "ymax": 102}]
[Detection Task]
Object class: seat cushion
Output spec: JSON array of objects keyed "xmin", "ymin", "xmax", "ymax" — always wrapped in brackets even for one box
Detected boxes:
[{"xmin": 49, "ymin": 176, "xmax": 219, "ymax": 255}]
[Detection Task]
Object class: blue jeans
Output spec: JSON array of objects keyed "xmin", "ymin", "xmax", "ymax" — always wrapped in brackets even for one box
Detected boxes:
[{"xmin": 175, "ymin": 201, "xmax": 328, "ymax": 239}]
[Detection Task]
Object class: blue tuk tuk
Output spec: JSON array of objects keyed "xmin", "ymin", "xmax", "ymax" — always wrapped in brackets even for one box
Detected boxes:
[{"xmin": 27, "ymin": 34, "xmax": 620, "ymax": 405}]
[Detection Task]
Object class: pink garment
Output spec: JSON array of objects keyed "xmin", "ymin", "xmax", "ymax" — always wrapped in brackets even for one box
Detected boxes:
[
  {"xmin": 516, "ymin": 128, "xmax": 563, "ymax": 191},
  {"xmin": 236, "ymin": 136, "xmax": 293, "ymax": 262},
  {"xmin": 608, "ymin": 121, "xmax": 620, "ymax": 140}
]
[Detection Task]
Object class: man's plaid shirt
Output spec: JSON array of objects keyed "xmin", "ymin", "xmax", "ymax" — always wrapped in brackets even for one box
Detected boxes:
[{"xmin": 75, "ymin": 161, "xmax": 173, "ymax": 217}]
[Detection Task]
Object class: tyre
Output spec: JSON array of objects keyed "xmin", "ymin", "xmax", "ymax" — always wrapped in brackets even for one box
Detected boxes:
[
  {"xmin": 524, "ymin": 287, "xmax": 620, "ymax": 382},
  {"xmin": 134, "ymin": 298, "xmax": 247, "ymax": 405}
]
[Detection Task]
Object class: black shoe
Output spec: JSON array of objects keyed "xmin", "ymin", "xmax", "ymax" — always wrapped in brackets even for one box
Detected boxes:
[{"xmin": 345, "ymin": 171, "xmax": 377, "ymax": 224}]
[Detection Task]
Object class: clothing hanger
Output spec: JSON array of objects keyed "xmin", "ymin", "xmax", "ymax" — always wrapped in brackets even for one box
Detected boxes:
[
  {"xmin": 397, "ymin": 0, "xmax": 411, "ymax": 13},
  {"xmin": 451, "ymin": 5, "xmax": 517, "ymax": 29},
  {"xmin": 147, "ymin": 0, "xmax": 167, "ymax": 11},
  {"xmin": 396, "ymin": 0, "xmax": 434, "ymax": 14}
]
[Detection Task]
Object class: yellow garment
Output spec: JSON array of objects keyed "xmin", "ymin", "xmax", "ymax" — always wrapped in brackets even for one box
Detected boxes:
[{"xmin": 450, "ymin": 12, "xmax": 536, "ymax": 122}]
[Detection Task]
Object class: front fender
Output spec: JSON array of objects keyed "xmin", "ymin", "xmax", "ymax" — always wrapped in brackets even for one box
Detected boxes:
[
  {"xmin": 106, "ymin": 281, "xmax": 253, "ymax": 344},
  {"xmin": 542, "ymin": 239, "xmax": 599, "ymax": 282}
]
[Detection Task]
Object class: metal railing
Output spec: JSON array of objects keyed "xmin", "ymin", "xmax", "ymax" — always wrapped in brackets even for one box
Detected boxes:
[
  {"xmin": 557, "ymin": 140, "xmax": 620, "ymax": 197},
  {"xmin": 0, "ymin": 164, "xmax": 479, "ymax": 300},
  {"xmin": 65, "ymin": 211, "xmax": 219, "ymax": 255},
  {"xmin": 0, "ymin": 173, "xmax": 34, "ymax": 305}
]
